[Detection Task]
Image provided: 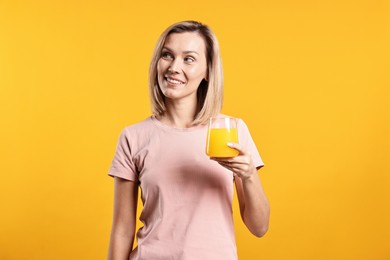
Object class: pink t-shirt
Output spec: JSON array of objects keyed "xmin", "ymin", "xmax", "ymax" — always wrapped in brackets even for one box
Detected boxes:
[{"xmin": 108, "ymin": 116, "xmax": 264, "ymax": 260}]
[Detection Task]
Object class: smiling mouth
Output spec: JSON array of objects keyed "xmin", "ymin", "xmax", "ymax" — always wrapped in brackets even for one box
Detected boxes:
[{"xmin": 165, "ymin": 76, "xmax": 185, "ymax": 85}]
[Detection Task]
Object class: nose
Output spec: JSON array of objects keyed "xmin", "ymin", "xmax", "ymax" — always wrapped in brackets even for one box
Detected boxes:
[{"xmin": 168, "ymin": 59, "xmax": 181, "ymax": 74}]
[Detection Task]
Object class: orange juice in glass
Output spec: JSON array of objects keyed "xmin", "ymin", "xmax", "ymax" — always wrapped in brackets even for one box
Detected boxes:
[{"xmin": 206, "ymin": 117, "xmax": 239, "ymax": 157}]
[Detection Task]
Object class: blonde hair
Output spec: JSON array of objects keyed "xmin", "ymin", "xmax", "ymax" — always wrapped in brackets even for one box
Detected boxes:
[{"xmin": 148, "ymin": 20, "xmax": 224, "ymax": 125}]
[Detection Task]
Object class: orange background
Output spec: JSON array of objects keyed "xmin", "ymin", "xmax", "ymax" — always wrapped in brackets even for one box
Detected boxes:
[{"xmin": 1, "ymin": 0, "xmax": 389, "ymax": 259}]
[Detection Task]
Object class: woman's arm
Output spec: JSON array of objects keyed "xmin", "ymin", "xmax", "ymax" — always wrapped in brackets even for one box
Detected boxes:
[
  {"xmin": 211, "ymin": 142, "xmax": 270, "ymax": 237},
  {"xmin": 107, "ymin": 177, "xmax": 138, "ymax": 260},
  {"xmin": 234, "ymin": 167, "xmax": 270, "ymax": 237}
]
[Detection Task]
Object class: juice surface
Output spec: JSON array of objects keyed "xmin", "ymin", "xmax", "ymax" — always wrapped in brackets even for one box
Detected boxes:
[{"xmin": 206, "ymin": 128, "xmax": 239, "ymax": 157}]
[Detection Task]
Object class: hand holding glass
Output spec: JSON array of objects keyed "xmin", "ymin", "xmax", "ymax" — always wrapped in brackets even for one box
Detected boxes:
[{"xmin": 206, "ymin": 117, "xmax": 239, "ymax": 157}]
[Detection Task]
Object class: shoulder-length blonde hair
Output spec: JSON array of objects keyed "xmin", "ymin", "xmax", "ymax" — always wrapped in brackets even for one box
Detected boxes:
[{"xmin": 149, "ymin": 20, "xmax": 223, "ymax": 125}]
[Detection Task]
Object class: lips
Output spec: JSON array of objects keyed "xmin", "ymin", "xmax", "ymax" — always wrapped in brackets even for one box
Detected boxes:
[{"xmin": 165, "ymin": 76, "xmax": 185, "ymax": 85}]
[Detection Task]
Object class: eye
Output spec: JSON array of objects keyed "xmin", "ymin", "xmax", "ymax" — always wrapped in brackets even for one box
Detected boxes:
[
  {"xmin": 184, "ymin": 56, "xmax": 195, "ymax": 63},
  {"xmin": 161, "ymin": 52, "xmax": 173, "ymax": 60}
]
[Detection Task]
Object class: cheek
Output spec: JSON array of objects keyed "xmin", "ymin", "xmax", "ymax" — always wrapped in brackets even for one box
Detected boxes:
[
  {"xmin": 187, "ymin": 65, "xmax": 207, "ymax": 80},
  {"xmin": 157, "ymin": 62, "xmax": 166, "ymax": 82},
  {"xmin": 157, "ymin": 60, "xmax": 163, "ymax": 75},
  {"xmin": 156, "ymin": 63, "xmax": 165, "ymax": 85}
]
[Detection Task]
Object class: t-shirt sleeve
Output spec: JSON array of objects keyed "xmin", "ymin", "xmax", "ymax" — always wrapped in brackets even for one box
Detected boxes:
[
  {"xmin": 238, "ymin": 119, "xmax": 264, "ymax": 170},
  {"xmin": 108, "ymin": 128, "xmax": 138, "ymax": 181}
]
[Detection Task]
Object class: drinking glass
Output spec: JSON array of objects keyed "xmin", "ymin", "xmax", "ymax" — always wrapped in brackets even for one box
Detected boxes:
[{"xmin": 206, "ymin": 117, "xmax": 239, "ymax": 157}]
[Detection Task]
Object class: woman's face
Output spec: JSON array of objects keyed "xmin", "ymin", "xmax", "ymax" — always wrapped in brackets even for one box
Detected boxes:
[{"xmin": 157, "ymin": 32, "xmax": 208, "ymax": 103}]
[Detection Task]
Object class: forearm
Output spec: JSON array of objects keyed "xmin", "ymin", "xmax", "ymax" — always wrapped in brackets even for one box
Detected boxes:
[
  {"xmin": 108, "ymin": 178, "xmax": 138, "ymax": 260},
  {"xmin": 240, "ymin": 170, "xmax": 270, "ymax": 237},
  {"xmin": 107, "ymin": 230, "xmax": 134, "ymax": 260},
  {"xmin": 211, "ymin": 142, "xmax": 270, "ymax": 237}
]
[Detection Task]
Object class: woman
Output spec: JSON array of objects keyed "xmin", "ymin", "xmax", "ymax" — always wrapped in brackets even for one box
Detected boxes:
[{"xmin": 107, "ymin": 20, "xmax": 270, "ymax": 260}]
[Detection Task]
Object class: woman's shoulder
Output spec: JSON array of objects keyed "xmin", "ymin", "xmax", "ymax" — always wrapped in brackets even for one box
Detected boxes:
[
  {"xmin": 123, "ymin": 116, "xmax": 153, "ymax": 130},
  {"xmin": 115, "ymin": 117, "xmax": 157, "ymax": 148},
  {"xmin": 117, "ymin": 116, "xmax": 156, "ymax": 137}
]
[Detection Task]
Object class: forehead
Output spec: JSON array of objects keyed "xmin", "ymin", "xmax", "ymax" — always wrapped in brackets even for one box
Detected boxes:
[{"xmin": 163, "ymin": 32, "xmax": 206, "ymax": 54}]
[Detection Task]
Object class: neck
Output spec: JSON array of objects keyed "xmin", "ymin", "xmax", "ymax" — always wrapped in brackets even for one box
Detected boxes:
[{"xmin": 158, "ymin": 98, "xmax": 198, "ymax": 128}]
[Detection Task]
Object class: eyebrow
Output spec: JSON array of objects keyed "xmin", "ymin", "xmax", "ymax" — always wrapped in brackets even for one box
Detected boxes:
[{"xmin": 162, "ymin": 47, "xmax": 199, "ymax": 55}]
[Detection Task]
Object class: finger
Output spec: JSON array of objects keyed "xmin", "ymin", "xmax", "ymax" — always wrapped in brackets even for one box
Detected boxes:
[
  {"xmin": 211, "ymin": 156, "xmax": 250, "ymax": 166},
  {"xmin": 227, "ymin": 142, "xmax": 248, "ymax": 155},
  {"xmin": 211, "ymin": 157, "xmax": 233, "ymax": 163},
  {"xmin": 210, "ymin": 156, "xmax": 240, "ymax": 163},
  {"xmin": 216, "ymin": 161, "xmax": 234, "ymax": 171},
  {"xmin": 217, "ymin": 161, "xmax": 248, "ymax": 172},
  {"xmin": 217, "ymin": 160, "xmax": 243, "ymax": 169},
  {"xmin": 230, "ymin": 164, "xmax": 251, "ymax": 174}
]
